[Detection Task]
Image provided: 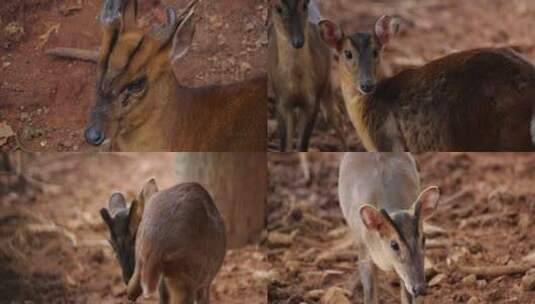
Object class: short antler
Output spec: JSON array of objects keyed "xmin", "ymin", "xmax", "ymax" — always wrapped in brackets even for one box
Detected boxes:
[{"xmin": 149, "ymin": 0, "xmax": 199, "ymax": 42}]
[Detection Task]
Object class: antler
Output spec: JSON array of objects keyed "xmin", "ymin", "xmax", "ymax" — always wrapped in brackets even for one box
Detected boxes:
[
  {"xmin": 100, "ymin": 0, "xmax": 124, "ymax": 26},
  {"xmin": 149, "ymin": 0, "xmax": 199, "ymax": 42}
]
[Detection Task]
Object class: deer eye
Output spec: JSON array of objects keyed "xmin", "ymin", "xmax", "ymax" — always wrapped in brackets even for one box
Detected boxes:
[
  {"xmin": 344, "ymin": 50, "xmax": 353, "ymax": 60},
  {"xmin": 126, "ymin": 78, "xmax": 147, "ymax": 94},
  {"xmin": 275, "ymin": 5, "xmax": 283, "ymax": 14},
  {"xmin": 422, "ymin": 236, "xmax": 426, "ymax": 246},
  {"xmin": 390, "ymin": 240, "xmax": 400, "ymax": 252},
  {"xmin": 373, "ymin": 49, "xmax": 379, "ymax": 58}
]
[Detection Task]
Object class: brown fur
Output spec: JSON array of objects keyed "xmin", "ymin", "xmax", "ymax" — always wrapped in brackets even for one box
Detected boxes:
[
  {"xmin": 90, "ymin": 0, "xmax": 266, "ymax": 152},
  {"xmin": 268, "ymin": 0, "xmax": 343, "ymax": 151},
  {"xmin": 128, "ymin": 183, "xmax": 227, "ymax": 304},
  {"xmin": 342, "ymin": 48, "xmax": 535, "ymax": 152}
]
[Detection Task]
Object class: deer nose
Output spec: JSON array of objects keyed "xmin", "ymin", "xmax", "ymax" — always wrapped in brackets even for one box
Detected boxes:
[
  {"xmin": 412, "ymin": 284, "xmax": 427, "ymax": 297},
  {"xmin": 292, "ymin": 36, "xmax": 304, "ymax": 49},
  {"xmin": 360, "ymin": 83, "xmax": 376, "ymax": 93},
  {"xmin": 85, "ymin": 126, "xmax": 105, "ymax": 146}
]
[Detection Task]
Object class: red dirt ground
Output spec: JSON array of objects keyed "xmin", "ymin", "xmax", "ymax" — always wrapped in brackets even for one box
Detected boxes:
[
  {"xmin": 1, "ymin": 0, "xmax": 267, "ymax": 152},
  {"xmin": 267, "ymin": 0, "xmax": 535, "ymax": 151},
  {"xmin": 267, "ymin": 153, "xmax": 535, "ymax": 303},
  {"xmin": 0, "ymin": 153, "xmax": 268, "ymax": 303}
]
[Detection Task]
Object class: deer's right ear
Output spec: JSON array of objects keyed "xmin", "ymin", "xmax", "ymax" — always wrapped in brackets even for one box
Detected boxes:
[
  {"xmin": 360, "ymin": 205, "xmax": 385, "ymax": 231},
  {"xmin": 319, "ymin": 20, "xmax": 343, "ymax": 51},
  {"xmin": 170, "ymin": 9, "xmax": 196, "ymax": 63}
]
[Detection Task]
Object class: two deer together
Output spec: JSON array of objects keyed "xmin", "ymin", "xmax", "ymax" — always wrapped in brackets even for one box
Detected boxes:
[{"xmin": 269, "ymin": 0, "xmax": 535, "ymax": 151}]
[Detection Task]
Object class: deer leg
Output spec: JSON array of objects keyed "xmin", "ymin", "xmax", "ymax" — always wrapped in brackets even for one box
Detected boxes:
[
  {"xmin": 276, "ymin": 109, "xmax": 288, "ymax": 152},
  {"xmin": 321, "ymin": 87, "xmax": 348, "ymax": 150},
  {"xmin": 196, "ymin": 285, "xmax": 210, "ymax": 304},
  {"xmin": 126, "ymin": 261, "xmax": 142, "ymax": 301},
  {"xmin": 359, "ymin": 258, "xmax": 379, "ymax": 304},
  {"xmin": 159, "ymin": 279, "xmax": 170, "ymax": 304},
  {"xmin": 164, "ymin": 278, "xmax": 195, "ymax": 304},
  {"xmin": 297, "ymin": 102, "xmax": 319, "ymax": 152}
]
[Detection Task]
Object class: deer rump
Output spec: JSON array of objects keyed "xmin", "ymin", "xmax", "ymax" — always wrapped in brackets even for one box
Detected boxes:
[{"xmin": 366, "ymin": 48, "xmax": 535, "ymax": 151}]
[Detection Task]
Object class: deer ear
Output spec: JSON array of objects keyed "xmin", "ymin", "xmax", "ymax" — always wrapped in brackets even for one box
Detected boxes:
[
  {"xmin": 140, "ymin": 178, "xmax": 159, "ymax": 202},
  {"xmin": 374, "ymin": 15, "xmax": 401, "ymax": 46},
  {"xmin": 360, "ymin": 205, "xmax": 385, "ymax": 231},
  {"xmin": 108, "ymin": 192, "xmax": 127, "ymax": 216},
  {"xmin": 170, "ymin": 9, "xmax": 196, "ymax": 63},
  {"xmin": 319, "ymin": 20, "xmax": 343, "ymax": 51},
  {"xmin": 414, "ymin": 186, "xmax": 440, "ymax": 220}
]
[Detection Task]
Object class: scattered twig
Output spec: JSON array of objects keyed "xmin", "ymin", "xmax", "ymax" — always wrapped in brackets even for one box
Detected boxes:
[{"xmin": 46, "ymin": 47, "xmax": 99, "ymax": 63}]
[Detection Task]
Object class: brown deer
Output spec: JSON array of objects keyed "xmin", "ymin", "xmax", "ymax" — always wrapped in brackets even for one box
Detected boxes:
[
  {"xmin": 100, "ymin": 179, "xmax": 227, "ymax": 303},
  {"xmin": 320, "ymin": 15, "xmax": 535, "ymax": 152},
  {"xmin": 268, "ymin": 0, "xmax": 346, "ymax": 151},
  {"xmin": 49, "ymin": 0, "xmax": 266, "ymax": 152},
  {"xmin": 339, "ymin": 153, "xmax": 440, "ymax": 304}
]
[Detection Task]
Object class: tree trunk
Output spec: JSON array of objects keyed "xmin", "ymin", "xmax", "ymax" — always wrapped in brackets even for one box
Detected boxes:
[{"xmin": 175, "ymin": 153, "xmax": 266, "ymax": 248}]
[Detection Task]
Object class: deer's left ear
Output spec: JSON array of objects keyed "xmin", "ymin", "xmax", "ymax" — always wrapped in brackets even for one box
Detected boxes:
[
  {"xmin": 414, "ymin": 186, "xmax": 440, "ymax": 220},
  {"xmin": 374, "ymin": 14, "xmax": 401, "ymax": 46},
  {"xmin": 170, "ymin": 9, "xmax": 196, "ymax": 63}
]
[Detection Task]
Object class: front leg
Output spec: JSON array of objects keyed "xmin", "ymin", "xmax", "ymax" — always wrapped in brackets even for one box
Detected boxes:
[{"xmin": 358, "ymin": 259, "xmax": 379, "ymax": 304}]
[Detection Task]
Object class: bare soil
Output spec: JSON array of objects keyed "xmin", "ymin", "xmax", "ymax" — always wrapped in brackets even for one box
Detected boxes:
[
  {"xmin": 1, "ymin": 0, "xmax": 267, "ymax": 152},
  {"xmin": 0, "ymin": 153, "xmax": 268, "ymax": 303},
  {"xmin": 267, "ymin": 0, "xmax": 535, "ymax": 151},
  {"xmin": 267, "ymin": 153, "xmax": 535, "ymax": 303}
]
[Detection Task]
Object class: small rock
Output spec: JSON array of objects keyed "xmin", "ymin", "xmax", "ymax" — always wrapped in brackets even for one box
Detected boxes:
[
  {"xmin": 320, "ymin": 287, "xmax": 350, "ymax": 304},
  {"xmin": 476, "ymin": 279, "xmax": 487, "ymax": 289},
  {"xmin": 462, "ymin": 274, "xmax": 477, "ymax": 286},
  {"xmin": 428, "ymin": 273, "xmax": 447, "ymax": 287},
  {"xmin": 467, "ymin": 297, "xmax": 478, "ymax": 304},
  {"xmin": 2, "ymin": 62, "xmax": 10, "ymax": 68}
]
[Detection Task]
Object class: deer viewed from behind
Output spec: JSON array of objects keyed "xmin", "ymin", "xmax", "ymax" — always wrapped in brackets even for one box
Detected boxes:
[
  {"xmin": 49, "ymin": 0, "xmax": 267, "ymax": 152},
  {"xmin": 320, "ymin": 15, "xmax": 535, "ymax": 152},
  {"xmin": 268, "ymin": 0, "xmax": 346, "ymax": 151},
  {"xmin": 338, "ymin": 153, "xmax": 440, "ymax": 304},
  {"xmin": 100, "ymin": 179, "xmax": 227, "ymax": 303}
]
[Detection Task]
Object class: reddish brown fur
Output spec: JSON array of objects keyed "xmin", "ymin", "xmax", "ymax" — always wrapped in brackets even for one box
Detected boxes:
[{"xmin": 90, "ymin": 0, "xmax": 267, "ymax": 152}]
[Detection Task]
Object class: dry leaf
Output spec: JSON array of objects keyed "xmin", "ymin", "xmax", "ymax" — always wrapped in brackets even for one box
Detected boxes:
[{"xmin": 0, "ymin": 121, "xmax": 15, "ymax": 146}]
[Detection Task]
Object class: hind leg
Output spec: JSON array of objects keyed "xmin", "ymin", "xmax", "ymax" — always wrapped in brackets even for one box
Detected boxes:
[
  {"xmin": 159, "ymin": 279, "xmax": 170, "ymax": 304},
  {"xmin": 164, "ymin": 278, "xmax": 195, "ymax": 304},
  {"xmin": 276, "ymin": 109, "xmax": 287, "ymax": 152},
  {"xmin": 321, "ymin": 86, "xmax": 348, "ymax": 150},
  {"xmin": 196, "ymin": 285, "xmax": 210, "ymax": 304}
]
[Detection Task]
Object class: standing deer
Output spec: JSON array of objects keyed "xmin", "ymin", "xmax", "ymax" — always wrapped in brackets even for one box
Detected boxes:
[
  {"xmin": 50, "ymin": 0, "xmax": 266, "ymax": 152},
  {"xmin": 100, "ymin": 179, "xmax": 227, "ymax": 304},
  {"xmin": 338, "ymin": 153, "xmax": 440, "ymax": 304},
  {"xmin": 268, "ymin": 0, "xmax": 346, "ymax": 151},
  {"xmin": 319, "ymin": 15, "xmax": 535, "ymax": 152}
]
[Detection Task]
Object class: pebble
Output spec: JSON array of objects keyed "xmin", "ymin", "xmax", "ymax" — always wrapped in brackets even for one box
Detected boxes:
[{"xmin": 462, "ymin": 274, "xmax": 477, "ymax": 286}]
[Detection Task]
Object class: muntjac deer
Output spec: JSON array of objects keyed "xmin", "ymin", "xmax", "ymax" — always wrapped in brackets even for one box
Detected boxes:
[
  {"xmin": 100, "ymin": 179, "xmax": 227, "ymax": 303},
  {"xmin": 268, "ymin": 0, "xmax": 346, "ymax": 151},
  {"xmin": 338, "ymin": 153, "xmax": 440, "ymax": 304},
  {"xmin": 320, "ymin": 16, "xmax": 535, "ymax": 152},
  {"xmin": 50, "ymin": 0, "xmax": 266, "ymax": 151}
]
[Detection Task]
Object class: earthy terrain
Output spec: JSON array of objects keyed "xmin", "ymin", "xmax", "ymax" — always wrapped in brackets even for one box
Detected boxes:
[
  {"xmin": 1, "ymin": 0, "xmax": 267, "ymax": 152},
  {"xmin": 267, "ymin": 0, "xmax": 535, "ymax": 151},
  {"xmin": 267, "ymin": 153, "xmax": 535, "ymax": 303},
  {"xmin": 0, "ymin": 153, "xmax": 268, "ymax": 303}
]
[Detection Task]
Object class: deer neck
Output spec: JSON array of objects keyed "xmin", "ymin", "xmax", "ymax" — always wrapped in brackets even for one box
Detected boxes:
[{"xmin": 339, "ymin": 70, "xmax": 378, "ymax": 152}]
